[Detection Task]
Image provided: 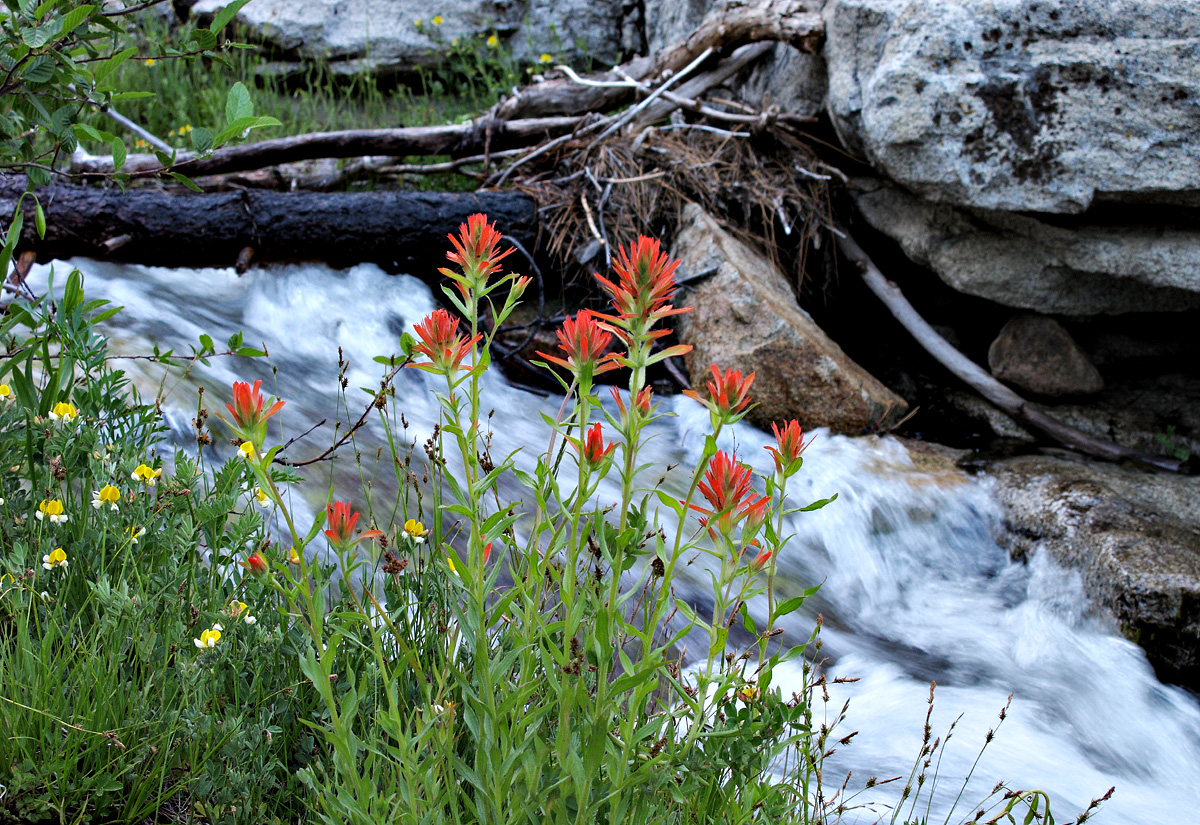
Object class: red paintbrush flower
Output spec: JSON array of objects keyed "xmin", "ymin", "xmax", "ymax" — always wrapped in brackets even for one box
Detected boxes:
[
  {"xmin": 750, "ymin": 546, "xmax": 773, "ymax": 572},
  {"xmin": 577, "ymin": 422, "xmax": 616, "ymax": 468},
  {"xmin": 239, "ymin": 551, "xmax": 269, "ymax": 577},
  {"xmin": 765, "ymin": 419, "xmax": 814, "ymax": 476},
  {"xmin": 439, "ymin": 213, "xmax": 515, "ymax": 294},
  {"xmin": 684, "ymin": 365, "xmax": 755, "ymax": 425},
  {"xmin": 218, "ymin": 380, "xmax": 285, "ymax": 448},
  {"xmin": 596, "ymin": 236, "xmax": 689, "ymax": 329},
  {"xmin": 611, "ymin": 385, "xmax": 653, "ymax": 424},
  {"xmin": 537, "ymin": 310, "xmax": 619, "ymax": 382},
  {"xmin": 689, "ymin": 451, "xmax": 765, "ymax": 538},
  {"xmin": 325, "ymin": 501, "xmax": 384, "ymax": 551},
  {"xmin": 409, "ymin": 309, "xmax": 482, "ymax": 374}
]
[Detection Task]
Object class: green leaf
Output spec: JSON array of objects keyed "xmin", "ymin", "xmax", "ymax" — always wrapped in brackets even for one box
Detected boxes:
[
  {"xmin": 212, "ymin": 114, "xmax": 280, "ymax": 147},
  {"xmin": 225, "ymin": 81, "xmax": 253, "ymax": 125},
  {"xmin": 198, "ymin": 334, "xmax": 214, "ymax": 353},
  {"xmin": 189, "ymin": 125, "xmax": 213, "ymax": 155},
  {"xmin": 236, "ymin": 346, "xmax": 266, "ymax": 357},
  {"xmin": 192, "ymin": 29, "xmax": 218, "ymax": 51},
  {"xmin": 109, "ymin": 90, "xmax": 154, "ymax": 101},
  {"xmin": 227, "ymin": 330, "xmax": 242, "ymax": 349},
  {"xmin": 166, "ymin": 172, "xmax": 202, "ymax": 192},
  {"xmin": 209, "ymin": 0, "xmax": 252, "ymax": 34},
  {"xmin": 94, "ymin": 46, "xmax": 135, "ymax": 84},
  {"xmin": 72, "ymin": 123, "xmax": 111, "ymax": 143},
  {"xmin": 22, "ymin": 54, "xmax": 54, "ymax": 82},
  {"xmin": 58, "ymin": 4, "xmax": 95, "ymax": 37},
  {"xmin": 399, "ymin": 332, "xmax": 415, "ymax": 357},
  {"xmin": 22, "ymin": 22, "xmax": 55, "ymax": 48},
  {"xmin": 798, "ymin": 493, "xmax": 837, "ymax": 512},
  {"xmin": 110, "ymin": 137, "xmax": 125, "ymax": 171}
]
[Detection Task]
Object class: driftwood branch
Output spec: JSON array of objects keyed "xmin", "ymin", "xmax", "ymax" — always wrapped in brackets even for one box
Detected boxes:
[
  {"xmin": 836, "ymin": 233, "xmax": 1187, "ymax": 474},
  {"xmin": 493, "ymin": 0, "xmax": 823, "ymax": 120},
  {"xmin": 69, "ymin": 117, "xmax": 588, "ymax": 179}
]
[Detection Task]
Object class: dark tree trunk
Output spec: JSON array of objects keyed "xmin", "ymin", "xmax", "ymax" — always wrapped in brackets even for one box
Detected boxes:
[{"xmin": 2, "ymin": 182, "xmax": 538, "ymax": 273}]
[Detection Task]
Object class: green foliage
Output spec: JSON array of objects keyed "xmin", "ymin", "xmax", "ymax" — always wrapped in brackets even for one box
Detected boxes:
[{"xmin": 0, "ymin": 268, "xmax": 319, "ymax": 823}]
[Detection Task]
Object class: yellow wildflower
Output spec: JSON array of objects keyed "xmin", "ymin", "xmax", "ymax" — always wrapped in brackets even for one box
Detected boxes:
[
  {"xmin": 131, "ymin": 463, "xmax": 162, "ymax": 486},
  {"xmin": 36, "ymin": 499, "xmax": 68, "ymax": 524},
  {"xmin": 451, "ymin": 37, "xmax": 459, "ymax": 46},
  {"xmin": 432, "ymin": 15, "xmax": 443, "ymax": 25},
  {"xmin": 0, "ymin": 383, "xmax": 12, "ymax": 400},
  {"xmin": 736, "ymin": 683, "xmax": 760, "ymax": 703},
  {"xmin": 402, "ymin": 518, "xmax": 428, "ymax": 543},
  {"xmin": 287, "ymin": 546, "xmax": 302, "ymax": 565},
  {"xmin": 486, "ymin": 33, "xmax": 499, "ymax": 48},
  {"xmin": 92, "ymin": 485, "xmax": 121, "ymax": 512},
  {"xmin": 226, "ymin": 599, "xmax": 257, "ymax": 624},
  {"xmin": 179, "ymin": 124, "xmax": 192, "ymax": 134},
  {"xmin": 238, "ymin": 441, "xmax": 255, "ymax": 460},
  {"xmin": 194, "ymin": 624, "xmax": 222, "ymax": 649},
  {"xmin": 133, "ymin": 139, "xmax": 148, "ymax": 149},
  {"xmin": 414, "ymin": 18, "xmax": 422, "ymax": 27},
  {"xmin": 126, "ymin": 525, "xmax": 146, "ymax": 544},
  {"xmin": 539, "ymin": 53, "xmax": 553, "ymax": 63},
  {"xmin": 143, "ymin": 58, "xmax": 156, "ymax": 67},
  {"xmin": 49, "ymin": 401, "xmax": 77, "ymax": 424},
  {"xmin": 253, "ymin": 488, "xmax": 271, "ymax": 508},
  {"xmin": 42, "ymin": 547, "xmax": 68, "ymax": 571}
]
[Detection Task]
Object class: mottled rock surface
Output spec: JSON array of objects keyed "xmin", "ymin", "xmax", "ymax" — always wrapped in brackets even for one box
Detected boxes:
[
  {"xmin": 191, "ymin": 0, "xmax": 624, "ymax": 73},
  {"xmin": 985, "ymin": 454, "xmax": 1200, "ymax": 687},
  {"xmin": 851, "ymin": 178, "xmax": 1200, "ymax": 315},
  {"xmin": 673, "ymin": 204, "xmax": 907, "ymax": 434},
  {"xmin": 825, "ymin": 0, "xmax": 1200, "ymax": 213},
  {"xmin": 988, "ymin": 313, "xmax": 1103, "ymax": 397}
]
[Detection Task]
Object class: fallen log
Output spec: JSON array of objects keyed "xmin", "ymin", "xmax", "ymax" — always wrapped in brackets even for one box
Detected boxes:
[
  {"xmin": 493, "ymin": 0, "xmax": 824, "ymax": 120},
  {"xmin": 1, "ymin": 181, "xmax": 537, "ymax": 271},
  {"xmin": 836, "ymin": 233, "xmax": 1188, "ymax": 474}
]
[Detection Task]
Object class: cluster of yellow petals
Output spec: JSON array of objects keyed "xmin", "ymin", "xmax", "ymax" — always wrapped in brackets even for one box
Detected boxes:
[
  {"xmin": 402, "ymin": 518, "xmax": 428, "ymax": 543},
  {"xmin": 42, "ymin": 547, "xmax": 68, "ymax": 571},
  {"xmin": 194, "ymin": 624, "xmax": 222, "ymax": 649},
  {"xmin": 36, "ymin": 499, "xmax": 68, "ymax": 524},
  {"xmin": 131, "ymin": 464, "xmax": 162, "ymax": 486},
  {"xmin": 49, "ymin": 401, "xmax": 77, "ymax": 424},
  {"xmin": 92, "ymin": 485, "xmax": 121, "ymax": 511}
]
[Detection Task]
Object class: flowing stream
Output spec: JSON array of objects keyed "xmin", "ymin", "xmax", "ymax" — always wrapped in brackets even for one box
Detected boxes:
[{"xmin": 23, "ymin": 258, "xmax": 1200, "ymax": 824}]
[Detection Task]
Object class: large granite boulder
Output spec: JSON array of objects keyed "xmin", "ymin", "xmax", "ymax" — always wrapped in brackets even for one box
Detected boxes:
[
  {"xmin": 851, "ymin": 178, "xmax": 1200, "ymax": 315},
  {"xmin": 672, "ymin": 204, "xmax": 907, "ymax": 435},
  {"xmin": 190, "ymin": 0, "xmax": 624, "ymax": 73},
  {"xmin": 984, "ymin": 454, "xmax": 1200, "ymax": 688},
  {"xmin": 825, "ymin": 0, "xmax": 1200, "ymax": 214}
]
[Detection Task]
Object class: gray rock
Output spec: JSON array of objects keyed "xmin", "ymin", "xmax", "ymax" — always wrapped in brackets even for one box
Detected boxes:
[
  {"xmin": 190, "ymin": 0, "xmax": 624, "ymax": 73},
  {"xmin": 825, "ymin": 0, "xmax": 1200, "ymax": 213},
  {"xmin": 985, "ymin": 454, "xmax": 1200, "ymax": 688},
  {"xmin": 852, "ymin": 178, "xmax": 1200, "ymax": 315},
  {"xmin": 672, "ymin": 204, "xmax": 908, "ymax": 435},
  {"xmin": 988, "ymin": 313, "xmax": 1103, "ymax": 397}
]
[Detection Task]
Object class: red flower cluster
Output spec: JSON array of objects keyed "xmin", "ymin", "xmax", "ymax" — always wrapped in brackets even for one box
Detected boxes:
[
  {"xmin": 325, "ymin": 501, "xmax": 384, "ymax": 551},
  {"xmin": 410, "ymin": 309, "xmax": 482, "ymax": 374},
  {"xmin": 596, "ymin": 236, "xmax": 689, "ymax": 333},
  {"xmin": 221, "ymin": 380, "xmax": 286, "ymax": 448},
  {"xmin": 538, "ymin": 310, "xmax": 619, "ymax": 381},
  {"xmin": 684, "ymin": 365, "xmax": 755, "ymax": 424},
  {"xmin": 440, "ymin": 213, "xmax": 515, "ymax": 293},
  {"xmin": 765, "ymin": 419, "xmax": 813, "ymax": 476},
  {"xmin": 578, "ymin": 422, "xmax": 616, "ymax": 467},
  {"xmin": 689, "ymin": 451, "xmax": 768, "ymax": 539},
  {"xmin": 611, "ymin": 385, "xmax": 653, "ymax": 423}
]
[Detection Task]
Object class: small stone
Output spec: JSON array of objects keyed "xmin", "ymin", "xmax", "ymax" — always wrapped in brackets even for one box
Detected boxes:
[{"xmin": 987, "ymin": 313, "xmax": 1103, "ymax": 397}]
